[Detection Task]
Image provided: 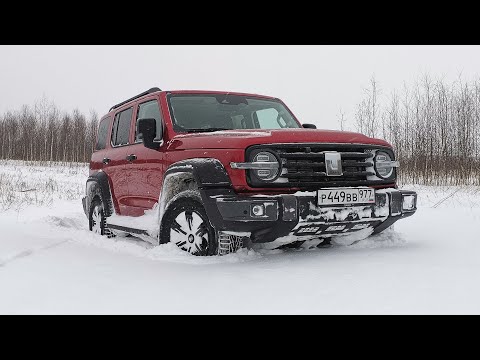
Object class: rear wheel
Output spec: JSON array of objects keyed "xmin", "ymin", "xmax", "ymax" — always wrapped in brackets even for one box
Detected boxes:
[
  {"xmin": 89, "ymin": 198, "xmax": 106, "ymax": 235},
  {"xmin": 88, "ymin": 195, "xmax": 115, "ymax": 238},
  {"xmin": 160, "ymin": 192, "xmax": 217, "ymax": 256}
]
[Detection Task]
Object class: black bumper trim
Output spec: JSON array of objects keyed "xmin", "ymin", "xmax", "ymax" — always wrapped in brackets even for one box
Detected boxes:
[{"xmin": 201, "ymin": 188, "xmax": 417, "ymax": 244}]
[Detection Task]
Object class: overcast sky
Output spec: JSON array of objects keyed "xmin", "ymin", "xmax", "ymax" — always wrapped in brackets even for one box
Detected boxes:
[{"xmin": 1, "ymin": 45, "xmax": 479, "ymax": 130}]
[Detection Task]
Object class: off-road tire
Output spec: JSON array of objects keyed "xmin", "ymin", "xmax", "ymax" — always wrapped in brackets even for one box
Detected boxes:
[
  {"xmin": 160, "ymin": 191, "xmax": 217, "ymax": 256},
  {"xmin": 88, "ymin": 186, "xmax": 115, "ymax": 238}
]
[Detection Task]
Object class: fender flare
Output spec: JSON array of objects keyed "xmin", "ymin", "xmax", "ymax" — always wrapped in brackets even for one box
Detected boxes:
[
  {"xmin": 85, "ymin": 171, "xmax": 115, "ymax": 217},
  {"xmin": 159, "ymin": 159, "xmax": 236, "ymax": 231},
  {"xmin": 164, "ymin": 158, "xmax": 232, "ymax": 189},
  {"xmin": 163, "ymin": 158, "xmax": 232, "ymax": 189}
]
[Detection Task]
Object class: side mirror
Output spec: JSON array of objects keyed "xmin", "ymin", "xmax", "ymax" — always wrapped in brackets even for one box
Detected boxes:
[
  {"xmin": 302, "ymin": 123, "xmax": 317, "ymax": 129},
  {"xmin": 137, "ymin": 118, "xmax": 161, "ymax": 150}
]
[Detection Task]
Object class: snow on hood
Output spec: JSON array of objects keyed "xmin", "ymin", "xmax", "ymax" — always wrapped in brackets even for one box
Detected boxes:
[{"xmin": 167, "ymin": 129, "xmax": 391, "ymax": 150}]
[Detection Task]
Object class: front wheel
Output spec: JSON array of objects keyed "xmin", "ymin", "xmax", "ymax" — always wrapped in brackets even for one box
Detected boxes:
[{"xmin": 160, "ymin": 192, "xmax": 217, "ymax": 256}]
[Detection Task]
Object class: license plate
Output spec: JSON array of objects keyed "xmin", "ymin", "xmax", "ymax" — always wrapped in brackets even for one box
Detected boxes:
[{"xmin": 317, "ymin": 188, "xmax": 375, "ymax": 205}]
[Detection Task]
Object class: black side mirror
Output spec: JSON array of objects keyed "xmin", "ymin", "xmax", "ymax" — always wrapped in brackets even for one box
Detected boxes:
[
  {"xmin": 302, "ymin": 123, "xmax": 317, "ymax": 129},
  {"xmin": 137, "ymin": 118, "xmax": 161, "ymax": 150}
]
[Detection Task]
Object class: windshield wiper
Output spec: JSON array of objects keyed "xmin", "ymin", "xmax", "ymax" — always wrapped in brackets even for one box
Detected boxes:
[{"xmin": 184, "ymin": 128, "xmax": 231, "ymax": 133}]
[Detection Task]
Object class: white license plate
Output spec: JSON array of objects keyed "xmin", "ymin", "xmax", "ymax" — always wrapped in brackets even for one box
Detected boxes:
[{"xmin": 317, "ymin": 188, "xmax": 375, "ymax": 205}]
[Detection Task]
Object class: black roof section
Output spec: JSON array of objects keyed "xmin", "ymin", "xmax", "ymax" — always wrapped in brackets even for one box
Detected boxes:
[{"xmin": 109, "ymin": 87, "xmax": 161, "ymax": 112}]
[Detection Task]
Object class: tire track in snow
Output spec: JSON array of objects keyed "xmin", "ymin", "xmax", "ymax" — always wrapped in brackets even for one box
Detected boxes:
[{"xmin": 0, "ymin": 240, "xmax": 69, "ymax": 268}]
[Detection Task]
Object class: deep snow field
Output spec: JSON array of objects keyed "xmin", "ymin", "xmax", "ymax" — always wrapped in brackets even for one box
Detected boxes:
[{"xmin": 1, "ymin": 160, "xmax": 480, "ymax": 314}]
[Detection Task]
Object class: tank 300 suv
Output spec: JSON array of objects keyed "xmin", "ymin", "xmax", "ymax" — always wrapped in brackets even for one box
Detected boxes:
[{"xmin": 82, "ymin": 87, "xmax": 417, "ymax": 255}]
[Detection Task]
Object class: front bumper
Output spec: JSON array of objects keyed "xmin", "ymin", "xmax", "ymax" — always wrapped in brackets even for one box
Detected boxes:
[{"xmin": 202, "ymin": 188, "xmax": 417, "ymax": 244}]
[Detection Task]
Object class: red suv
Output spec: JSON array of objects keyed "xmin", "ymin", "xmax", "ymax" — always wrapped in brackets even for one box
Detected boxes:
[{"xmin": 82, "ymin": 87, "xmax": 417, "ymax": 255}]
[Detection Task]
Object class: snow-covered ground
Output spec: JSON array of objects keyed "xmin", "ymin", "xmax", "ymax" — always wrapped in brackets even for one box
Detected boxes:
[{"xmin": 1, "ymin": 160, "xmax": 480, "ymax": 314}]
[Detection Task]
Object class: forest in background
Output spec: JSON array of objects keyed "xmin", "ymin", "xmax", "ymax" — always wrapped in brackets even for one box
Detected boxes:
[
  {"xmin": 1, "ymin": 74, "xmax": 480, "ymax": 185},
  {"xmin": 0, "ymin": 97, "xmax": 98, "ymax": 164},
  {"xmin": 349, "ymin": 74, "xmax": 480, "ymax": 185}
]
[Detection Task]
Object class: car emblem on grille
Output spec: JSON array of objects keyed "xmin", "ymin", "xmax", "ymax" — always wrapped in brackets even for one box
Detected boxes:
[{"xmin": 325, "ymin": 152, "xmax": 343, "ymax": 176}]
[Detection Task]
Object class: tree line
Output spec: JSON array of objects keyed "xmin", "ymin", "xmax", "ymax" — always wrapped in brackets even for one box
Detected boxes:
[
  {"xmin": 2, "ymin": 77, "xmax": 480, "ymax": 186},
  {"xmin": 0, "ymin": 97, "xmax": 98, "ymax": 163},
  {"xmin": 354, "ymin": 75, "xmax": 480, "ymax": 186}
]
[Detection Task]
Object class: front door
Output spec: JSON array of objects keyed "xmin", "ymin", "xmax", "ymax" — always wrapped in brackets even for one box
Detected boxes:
[{"xmin": 124, "ymin": 98, "xmax": 165, "ymax": 217}]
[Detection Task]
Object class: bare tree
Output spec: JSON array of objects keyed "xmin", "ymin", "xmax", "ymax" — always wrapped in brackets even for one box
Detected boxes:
[
  {"xmin": 355, "ymin": 75, "xmax": 380, "ymax": 138},
  {"xmin": 337, "ymin": 108, "xmax": 347, "ymax": 131}
]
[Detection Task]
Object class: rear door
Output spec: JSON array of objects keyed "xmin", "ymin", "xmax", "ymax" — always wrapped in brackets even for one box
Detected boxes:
[
  {"xmin": 124, "ymin": 97, "xmax": 165, "ymax": 216},
  {"xmin": 90, "ymin": 116, "xmax": 112, "ymax": 175},
  {"xmin": 103, "ymin": 106, "xmax": 134, "ymax": 215}
]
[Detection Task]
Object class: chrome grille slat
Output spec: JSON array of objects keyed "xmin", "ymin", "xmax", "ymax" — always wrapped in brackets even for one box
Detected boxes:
[
  {"xmin": 285, "ymin": 161, "xmax": 326, "ymax": 169},
  {"xmin": 284, "ymin": 160, "xmax": 373, "ymax": 169},
  {"xmin": 343, "ymin": 161, "xmax": 373, "ymax": 167},
  {"xmin": 339, "ymin": 152, "xmax": 373, "ymax": 159},
  {"xmin": 279, "ymin": 153, "xmax": 326, "ymax": 159}
]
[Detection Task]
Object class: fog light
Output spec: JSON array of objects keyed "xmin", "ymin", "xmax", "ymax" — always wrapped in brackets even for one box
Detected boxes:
[
  {"xmin": 402, "ymin": 195, "xmax": 416, "ymax": 211},
  {"xmin": 251, "ymin": 204, "xmax": 265, "ymax": 217}
]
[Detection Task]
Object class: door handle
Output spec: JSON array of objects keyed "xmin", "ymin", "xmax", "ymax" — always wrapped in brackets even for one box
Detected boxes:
[
  {"xmin": 102, "ymin": 158, "xmax": 110, "ymax": 164},
  {"xmin": 126, "ymin": 154, "xmax": 137, "ymax": 162}
]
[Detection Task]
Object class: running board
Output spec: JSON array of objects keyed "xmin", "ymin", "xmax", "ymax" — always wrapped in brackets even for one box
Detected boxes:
[
  {"xmin": 107, "ymin": 223, "xmax": 149, "ymax": 235},
  {"xmin": 107, "ymin": 223, "xmax": 159, "ymax": 245}
]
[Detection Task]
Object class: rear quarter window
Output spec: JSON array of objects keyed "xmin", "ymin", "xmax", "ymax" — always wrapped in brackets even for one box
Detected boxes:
[{"xmin": 96, "ymin": 117, "xmax": 111, "ymax": 150}]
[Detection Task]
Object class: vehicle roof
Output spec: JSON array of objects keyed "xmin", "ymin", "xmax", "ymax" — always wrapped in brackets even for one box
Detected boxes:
[{"xmin": 166, "ymin": 90, "xmax": 278, "ymax": 100}]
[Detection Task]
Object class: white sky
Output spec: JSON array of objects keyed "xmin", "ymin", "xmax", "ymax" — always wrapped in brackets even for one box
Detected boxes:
[{"xmin": 1, "ymin": 45, "xmax": 479, "ymax": 130}]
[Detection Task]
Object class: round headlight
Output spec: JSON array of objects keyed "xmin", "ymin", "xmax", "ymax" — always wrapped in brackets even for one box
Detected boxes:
[
  {"xmin": 253, "ymin": 151, "xmax": 279, "ymax": 181},
  {"xmin": 375, "ymin": 151, "xmax": 394, "ymax": 179}
]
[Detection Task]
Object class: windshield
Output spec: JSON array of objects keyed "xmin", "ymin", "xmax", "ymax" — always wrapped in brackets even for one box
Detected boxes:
[{"xmin": 167, "ymin": 94, "xmax": 301, "ymax": 132}]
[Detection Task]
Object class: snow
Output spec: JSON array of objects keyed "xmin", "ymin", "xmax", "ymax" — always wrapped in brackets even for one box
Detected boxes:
[{"xmin": 1, "ymin": 161, "xmax": 480, "ymax": 314}]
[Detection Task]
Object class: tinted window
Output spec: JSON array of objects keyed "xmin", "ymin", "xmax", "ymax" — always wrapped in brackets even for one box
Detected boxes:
[
  {"xmin": 112, "ymin": 108, "xmax": 133, "ymax": 146},
  {"xmin": 96, "ymin": 117, "xmax": 110, "ymax": 150},
  {"xmin": 135, "ymin": 100, "xmax": 162, "ymax": 142}
]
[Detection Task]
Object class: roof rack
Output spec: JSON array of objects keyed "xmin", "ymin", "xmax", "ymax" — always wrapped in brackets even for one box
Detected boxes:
[{"xmin": 109, "ymin": 87, "xmax": 161, "ymax": 112}]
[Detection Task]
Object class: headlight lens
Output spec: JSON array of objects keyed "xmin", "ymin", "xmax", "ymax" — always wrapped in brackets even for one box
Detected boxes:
[
  {"xmin": 375, "ymin": 151, "xmax": 395, "ymax": 179},
  {"xmin": 252, "ymin": 151, "xmax": 279, "ymax": 181}
]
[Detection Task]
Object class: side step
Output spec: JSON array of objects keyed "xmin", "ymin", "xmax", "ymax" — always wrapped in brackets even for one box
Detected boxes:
[
  {"xmin": 106, "ymin": 213, "xmax": 158, "ymax": 238},
  {"xmin": 107, "ymin": 223, "xmax": 149, "ymax": 236},
  {"xmin": 106, "ymin": 213, "xmax": 159, "ymax": 245},
  {"xmin": 107, "ymin": 223, "xmax": 158, "ymax": 245}
]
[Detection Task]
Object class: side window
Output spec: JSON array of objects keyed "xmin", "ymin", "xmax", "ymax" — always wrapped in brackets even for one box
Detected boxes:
[
  {"xmin": 96, "ymin": 117, "xmax": 110, "ymax": 150},
  {"xmin": 255, "ymin": 108, "xmax": 288, "ymax": 129},
  {"xmin": 135, "ymin": 100, "xmax": 162, "ymax": 142},
  {"xmin": 111, "ymin": 107, "xmax": 133, "ymax": 146}
]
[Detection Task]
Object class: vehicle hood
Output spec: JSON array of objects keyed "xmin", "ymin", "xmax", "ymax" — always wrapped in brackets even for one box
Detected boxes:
[{"xmin": 167, "ymin": 129, "xmax": 392, "ymax": 150}]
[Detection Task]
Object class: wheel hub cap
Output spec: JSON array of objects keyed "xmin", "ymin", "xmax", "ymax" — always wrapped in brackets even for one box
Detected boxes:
[
  {"xmin": 91, "ymin": 206, "xmax": 103, "ymax": 235},
  {"xmin": 170, "ymin": 210, "xmax": 209, "ymax": 254}
]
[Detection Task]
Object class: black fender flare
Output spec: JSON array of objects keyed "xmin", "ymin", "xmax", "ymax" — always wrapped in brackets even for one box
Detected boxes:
[
  {"xmin": 163, "ymin": 158, "xmax": 232, "ymax": 189},
  {"xmin": 85, "ymin": 171, "xmax": 114, "ymax": 217},
  {"xmin": 161, "ymin": 159, "xmax": 236, "ymax": 230}
]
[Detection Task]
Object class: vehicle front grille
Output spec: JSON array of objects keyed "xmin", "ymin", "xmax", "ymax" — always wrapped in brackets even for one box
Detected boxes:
[{"xmin": 246, "ymin": 143, "xmax": 395, "ymax": 189}]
